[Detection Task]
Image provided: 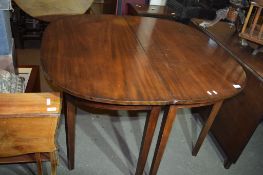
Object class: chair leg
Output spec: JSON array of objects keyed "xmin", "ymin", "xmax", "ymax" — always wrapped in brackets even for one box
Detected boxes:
[
  {"xmin": 35, "ymin": 153, "xmax": 43, "ymax": 175},
  {"xmin": 50, "ymin": 151, "xmax": 58, "ymax": 175}
]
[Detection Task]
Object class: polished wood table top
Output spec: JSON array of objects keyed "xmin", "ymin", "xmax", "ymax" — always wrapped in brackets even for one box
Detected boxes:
[
  {"xmin": 41, "ymin": 15, "xmax": 246, "ymax": 175},
  {"xmin": 41, "ymin": 15, "xmax": 246, "ymax": 106},
  {"xmin": 192, "ymin": 19, "xmax": 263, "ymax": 81}
]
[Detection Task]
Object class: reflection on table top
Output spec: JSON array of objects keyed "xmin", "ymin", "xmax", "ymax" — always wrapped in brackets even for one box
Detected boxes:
[
  {"xmin": 41, "ymin": 15, "xmax": 246, "ymax": 105},
  {"xmin": 192, "ymin": 20, "xmax": 263, "ymax": 82}
]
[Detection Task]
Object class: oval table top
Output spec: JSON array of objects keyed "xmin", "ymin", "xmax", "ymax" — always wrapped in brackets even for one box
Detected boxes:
[{"xmin": 41, "ymin": 15, "xmax": 246, "ymax": 105}]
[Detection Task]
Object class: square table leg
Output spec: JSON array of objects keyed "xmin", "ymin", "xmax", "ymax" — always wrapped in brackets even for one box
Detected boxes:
[
  {"xmin": 64, "ymin": 94, "xmax": 77, "ymax": 170},
  {"xmin": 135, "ymin": 106, "xmax": 161, "ymax": 175},
  {"xmin": 149, "ymin": 105, "xmax": 177, "ymax": 175},
  {"xmin": 149, "ymin": 100, "xmax": 223, "ymax": 175},
  {"xmin": 64, "ymin": 93, "xmax": 161, "ymax": 173},
  {"xmin": 192, "ymin": 101, "xmax": 223, "ymax": 156}
]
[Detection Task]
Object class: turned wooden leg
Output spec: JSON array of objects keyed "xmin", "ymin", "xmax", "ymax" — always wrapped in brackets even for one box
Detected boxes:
[
  {"xmin": 149, "ymin": 105, "xmax": 177, "ymax": 175},
  {"xmin": 192, "ymin": 101, "xmax": 223, "ymax": 156},
  {"xmin": 50, "ymin": 151, "xmax": 58, "ymax": 175},
  {"xmin": 135, "ymin": 106, "xmax": 161, "ymax": 175},
  {"xmin": 64, "ymin": 93, "xmax": 77, "ymax": 170},
  {"xmin": 35, "ymin": 153, "xmax": 43, "ymax": 175}
]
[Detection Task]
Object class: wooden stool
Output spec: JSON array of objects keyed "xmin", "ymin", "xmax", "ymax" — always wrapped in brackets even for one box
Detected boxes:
[{"xmin": 0, "ymin": 93, "xmax": 61, "ymax": 175}]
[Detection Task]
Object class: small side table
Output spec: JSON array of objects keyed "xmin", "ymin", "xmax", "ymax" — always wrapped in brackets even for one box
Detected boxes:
[
  {"xmin": 0, "ymin": 65, "xmax": 42, "ymax": 166},
  {"xmin": 0, "ymin": 92, "xmax": 61, "ymax": 175}
]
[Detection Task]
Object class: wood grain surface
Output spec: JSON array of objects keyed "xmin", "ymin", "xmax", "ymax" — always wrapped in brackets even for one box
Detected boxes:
[
  {"xmin": 41, "ymin": 15, "xmax": 246, "ymax": 105},
  {"xmin": 0, "ymin": 117, "xmax": 58, "ymax": 157},
  {"xmin": 192, "ymin": 19, "xmax": 263, "ymax": 81},
  {"xmin": 0, "ymin": 93, "xmax": 61, "ymax": 157},
  {"xmin": 0, "ymin": 93, "xmax": 61, "ymax": 116}
]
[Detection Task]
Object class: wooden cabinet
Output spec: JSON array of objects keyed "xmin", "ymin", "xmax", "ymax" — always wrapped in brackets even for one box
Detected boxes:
[{"xmin": 127, "ymin": 3, "xmax": 177, "ymax": 18}]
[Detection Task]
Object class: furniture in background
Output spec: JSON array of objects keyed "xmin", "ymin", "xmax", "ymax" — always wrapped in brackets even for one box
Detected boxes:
[
  {"xmin": 127, "ymin": 3, "xmax": 177, "ymax": 19},
  {"xmin": 192, "ymin": 19, "xmax": 263, "ymax": 168},
  {"xmin": 121, "ymin": 0, "xmax": 147, "ymax": 15},
  {"xmin": 41, "ymin": 15, "xmax": 245, "ymax": 174},
  {"xmin": 127, "ymin": 0, "xmax": 181, "ymax": 19},
  {"xmin": 239, "ymin": 0, "xmax": 263, "ymax": 55},
  {"xmin": 11, "ymin": 0, "xmax": 94, "ymax": 48},
  {"xmin": 0, "ymin": 92, "xmax": 61, "ymax": 175},
  {"xmin": 10, "ymin": 3, "xmax": 48, "ymax": 48},
  {"xmin": 127, "ymin": 0, "xmax": 228, "ymax": 22},
  {"xmin": 90, "ymin": 0, "xmax": 118, "ymax": 14}
]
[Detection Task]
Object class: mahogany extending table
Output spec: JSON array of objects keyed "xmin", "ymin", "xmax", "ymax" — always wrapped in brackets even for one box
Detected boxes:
[{"xmin": 41, "ymin": 15, "xmax": 246, "ymax": 175}]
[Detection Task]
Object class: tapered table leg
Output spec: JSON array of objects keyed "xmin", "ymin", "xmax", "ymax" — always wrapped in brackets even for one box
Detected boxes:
[
  {"xmin": 192, "ymin": 100, "xmax": 223, "ymax": 156},
  {"xmin": 135, "ymin": 106, "xmax": 161, "ymax": 175},
  {"xmin": 149, "ymin": 105, "xmax": 177, "ymax": 175},
  {"xmin": 64, "ymin": 93, "xmax": 77, "ymax": 170}
]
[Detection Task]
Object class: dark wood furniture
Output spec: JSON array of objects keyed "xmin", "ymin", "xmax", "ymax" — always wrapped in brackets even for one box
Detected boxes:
[
  {"xmin": 127, "ymin": 3, "xmax": 177, "ymax": 19},
  {"xmin": 41, "ymin": 15, "xmax": 246, "ymax": 174},
  {"xmin": 127, "ymin": 0, "xmax": 222, "ymax": 21},
  {"xmin": 192, "ymin": 20, "xmax": 263, "ymax": 168},
  {"xmin": 90, "ymin": 0, "xmax": 118, "ymax": 14}
]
